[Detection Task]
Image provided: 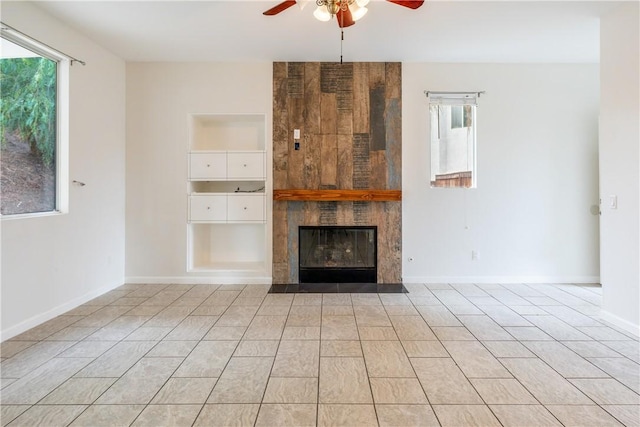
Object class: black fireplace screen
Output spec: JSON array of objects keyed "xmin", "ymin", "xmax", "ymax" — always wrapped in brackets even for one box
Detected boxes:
[{"xmin": 299, "ymin": 226, "xmax": 377, "ymax": 283}]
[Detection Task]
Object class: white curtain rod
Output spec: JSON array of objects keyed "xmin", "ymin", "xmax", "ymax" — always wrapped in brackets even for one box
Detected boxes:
[
  {"xmin": 424, "ymin": 91, "xmax": 485, "ymax": 98},
  {"xmin": 1, "ymin": 22, "xmax": 86, "ymax": 66}
]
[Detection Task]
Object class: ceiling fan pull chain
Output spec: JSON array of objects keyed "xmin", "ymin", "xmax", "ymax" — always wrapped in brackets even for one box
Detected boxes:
[{"xmin": 340, "ymin": 29, "xmax": 344, "ymax": 64}]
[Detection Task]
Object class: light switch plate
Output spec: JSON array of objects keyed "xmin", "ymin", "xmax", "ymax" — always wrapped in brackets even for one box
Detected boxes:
[
  {"xmin": 609, "ymin": 195, "xmax": 617, "ymax": 209},
  {"xmin": 294, "ymin": 129, "xmax": 301, "ymax": 139}
]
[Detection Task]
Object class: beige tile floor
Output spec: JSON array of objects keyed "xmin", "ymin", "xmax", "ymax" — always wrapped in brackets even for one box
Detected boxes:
[{"xmin": 1, "ymin": 283, "xmax": 639, "ymax": 426}]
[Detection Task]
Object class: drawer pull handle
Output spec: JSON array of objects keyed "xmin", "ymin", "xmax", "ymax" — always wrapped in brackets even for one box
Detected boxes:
[
  {"xmin": 243, "ymin": 164, "xmax": 247, "ymax": 167},
  {"xmin": 206, "ymin": 164, "xmax": 210, "ymax": 167},
  {"xmin": 244, "ymin": 207, "xmax": 247, "ymax": 210},
  {"xmin": 207, "ymin": 207, "xmax": 211, "ymax": 210}
]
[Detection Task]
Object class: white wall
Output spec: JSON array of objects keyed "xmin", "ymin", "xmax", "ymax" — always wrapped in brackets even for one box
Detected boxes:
[
  {"xmin": 126, "ymin": 62, "xmax": 599, "ymax": 286},
  {"xmin": 403, "ymin": 63, "xmax": 600, "ymax": 283},
  {"xmin": 125, "ymin": 63, "xmax": 272, "ymax": 284},
  {"xmin": 1, "ymin": 2, "xmax": 126, "ymax": 339},
  {"xmin": 599, "ymin": 2, "xmax": 640, "ymax": 334}
]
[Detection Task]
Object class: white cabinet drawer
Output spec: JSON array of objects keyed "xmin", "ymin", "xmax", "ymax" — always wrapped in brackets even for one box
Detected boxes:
[
  {"xmin": 189, "ymin": 195, "xmax": 227, "ymax": 222},
  {"xmin": 227, "ymin": 194, "xmax": 265, "ymax": 222},
  {"xmin": 190, "ymin": 153, "xmax": 226, "ymax": 180},
  {"xmin": 227, "ymin": 152, "xmax": 265, "ymax": 180}
]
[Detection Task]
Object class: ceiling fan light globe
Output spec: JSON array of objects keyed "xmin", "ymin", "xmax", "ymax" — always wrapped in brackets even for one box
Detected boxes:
[
  {"xmin": 349, "ymin": 3, "xmax": 368, "ymax": 20},
  {"xmin": 314, "ymin": 5, "xmax": 332, "ymax": 21},
  {"xmin": 356, "ymin": 0, "xmax": 370, "ymax": 7}
]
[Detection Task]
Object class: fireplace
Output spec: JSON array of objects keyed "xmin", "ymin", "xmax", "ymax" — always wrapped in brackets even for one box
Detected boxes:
[{"xmin": 299, "ymin": 226, "xmax": 377, "ymax": 283}]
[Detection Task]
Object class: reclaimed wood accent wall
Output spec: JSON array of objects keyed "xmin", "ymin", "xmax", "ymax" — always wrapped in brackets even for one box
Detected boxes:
[{"xmin": 273, "ymin": 62, "xmax": 402, "ymax": 283}]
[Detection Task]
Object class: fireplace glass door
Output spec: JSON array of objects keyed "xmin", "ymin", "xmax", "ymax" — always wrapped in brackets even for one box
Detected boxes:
[{"xmin": 299, "ymin": 226, "xmax": 377, "ymax": 283}]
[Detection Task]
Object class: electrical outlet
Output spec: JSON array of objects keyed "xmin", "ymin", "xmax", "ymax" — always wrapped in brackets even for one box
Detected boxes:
[{"xmin": 472, "ymin": 250, "xmax": 479, "ymax": 260}]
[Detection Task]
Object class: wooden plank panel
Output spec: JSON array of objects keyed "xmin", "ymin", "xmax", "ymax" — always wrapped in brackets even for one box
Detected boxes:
[
  {"xmin": 273, "ymin": 263, "xmax": 289, "ymax": 284},
  {"xmin": 273, "ymin": 70, "xmax": 289, "ymax": 189},
  {"xmin": 304, "ymin": 201, "xmax": 320, "ymax": 225},
  {"xmin": 274, "ymin": 170, "xmax": 288, "ymax": 190},
  {"xmin": 320, "ymin": 93, "xmax": 338, "ymax": 135},
  {"xmin": 273, "ymin": 62, "xmax": 287, "ymax": 80},
  {"xmin": 273, "ymin": 202, "xmax": 288, "ymax": 264},
  {"xmin": 373, "ymin": 203, "xmax": 387, "ymax": 283},
  {"xmin": 320, "ymin": 134, "xmax": 338, "ymax": 188},
  {"xmin": 304, "ymin": 62, "xmax": 321, "ymax": 135},
  {"xmin": 369, "ymin": 62, "xmax": 386, "ymax": 86},
  {"xmin": 319, "ymin": 202, "xmax": 338, "ymax": 225},
  {"xmin": 386, "ymin": 98, "xmax": 402, "ymax": 189},
  {"xmin": 288, "ymin": 97, "xmax": 305, "ymax": 188},
  {"xmin": 337, "ymin": 201, "xmax": 355, "ymax": 225},
  {"xmin": 337, "ymin": 110, "xmax": 353, "ymax": 136},
  {"xmin": 385, "ymin": 63, "xmax": 401, "ymax": 99},
  {"xmin": 287, "ymin": 62, "xmax": 304, "ymax": 98},
  {"xmin": 337, "ymin": 134, "xmax": 353, "ymax": 190},
  {"xmin": 336, "ymin": 62, "xmax": 353, "ymax": 111},
  {"xmin": 352, "ymin": 63, "xmax": 370, "ymax": 134},
  {"xmin": 300, "ymin": 134, "xmax": 322, "ymax": 189},
  {"xmin": 353, "ymin": 133, "xmax": 370, "ymax": 189},
  {"xmin": 320, "ymin": 62, "xmax": 339, "ymax": 93},
  {"xmin": 369, "ymin": 83, "xmax": 386, "ymax": 151},
  {"xmin": 287, "ymin": 202, "xmax": 305, "ymax": 283},
  {"xmin": 273, "ymin": 189, "xmax": 402, "ymax": 202},
  {"xmin": 376, "ymin": 203, "xmax": 402, "ymax": 283},
  {"xmin": 273, "ymin": 63, "xmax": 289, "ymax": 189},
  {"xmin": 370, "ymin": 151, "xmax": 388, "ymax": 190},
  {"xmin": 304, "ymin": 133, "xmax": 321, "ymax": 189},
  {"xmin": 288, "ymin": 94, "xmax": 305, "ymax": 129},
  {"xmin": 353, "ymin": 201, "xmax": 372, "ymax": 226}
]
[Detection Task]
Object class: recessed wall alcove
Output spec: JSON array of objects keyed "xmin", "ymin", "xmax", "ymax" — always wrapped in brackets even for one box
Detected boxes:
[{"xmin": 272, "ymin": 62, "xmax": 402, "ymax": 284}]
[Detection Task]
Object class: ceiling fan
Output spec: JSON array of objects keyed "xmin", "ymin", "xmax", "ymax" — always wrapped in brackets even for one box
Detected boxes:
[{"xmin": 263, "ymin": 0, "xmax": 425, "ymax": 28}]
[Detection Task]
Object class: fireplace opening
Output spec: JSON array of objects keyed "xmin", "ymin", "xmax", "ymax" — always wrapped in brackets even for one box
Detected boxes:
[{"xmin": 299, "ymin": 226, "xmax": 377, "ymax": 283}]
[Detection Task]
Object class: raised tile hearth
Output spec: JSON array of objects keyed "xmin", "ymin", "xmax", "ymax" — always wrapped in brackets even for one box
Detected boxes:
[{"xmin": 269, "ymin": 283, "xmax": 407, "ymax": 294}]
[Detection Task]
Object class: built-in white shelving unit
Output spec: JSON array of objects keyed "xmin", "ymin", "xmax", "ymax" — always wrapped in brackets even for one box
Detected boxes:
[{"xmin": 187, "ymin": 114, "xmax": 267, "ymax": 274}]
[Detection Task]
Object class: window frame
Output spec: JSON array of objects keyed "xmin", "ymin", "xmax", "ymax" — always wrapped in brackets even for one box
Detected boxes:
[
  {"xmin": 1, "ymin": 32, "xmax": 70, "ymax": 220},
  {"xmin": 428, "ymin": 92, "xmax": 478, "ymax": 189}
]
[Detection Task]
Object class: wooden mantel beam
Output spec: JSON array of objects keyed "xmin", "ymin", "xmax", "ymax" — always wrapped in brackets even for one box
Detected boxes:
[{"xmin": 273, "ymin": 189, "xmax": 402, "ymax": 202}]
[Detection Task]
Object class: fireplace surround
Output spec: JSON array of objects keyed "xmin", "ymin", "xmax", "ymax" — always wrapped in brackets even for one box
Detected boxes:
[
  {"xmin": 272, "ymin": 62, "xmax": 402, "ymax": 285},
  {"xmin": 299, "ymin": 226, "xmax": 376, "ymax": 283}
]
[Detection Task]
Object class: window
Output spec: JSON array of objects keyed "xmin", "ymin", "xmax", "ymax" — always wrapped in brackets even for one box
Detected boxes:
[
  {"xmin": 1, "ymin": 32, "xmax": 69, "ymax": 217},
  {"xmin": 428, "ymin": 92, "xmax": 478, "ymax": 188},
  {"xmin": 450, "ymin": 105, "xmax": 472, "ymax": 129}
]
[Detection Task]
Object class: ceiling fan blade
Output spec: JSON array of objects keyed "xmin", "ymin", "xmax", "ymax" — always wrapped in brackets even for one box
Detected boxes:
[
  {"xmin": 386, "ymin": 0, "xmax": 425, "ymax": 9},
  {"xmin": 336, "ymin": 8, "xmax": 355, "ymax": 28},
  {"xmin": 263, "ymin": 1, "xmax": 297, "ymax": 16}
]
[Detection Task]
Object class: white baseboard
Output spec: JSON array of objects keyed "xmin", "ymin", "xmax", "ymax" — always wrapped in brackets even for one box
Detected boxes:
[
  {"xmin": 0, "ymin": 280, "xmax": 123, "ymax": 342},
  {"xmin": 599, "ymin": 309, "xmax": 640, "ymax": 337},
  {"xmin": 125, "ymin": 276, "xmax": 273, "ymax": 285},
  {"xmin": 402, "ymin": 276, "xmax": 600, "ymax": 284}
]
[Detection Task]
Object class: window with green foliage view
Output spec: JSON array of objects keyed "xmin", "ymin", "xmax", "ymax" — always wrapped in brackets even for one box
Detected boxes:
[{"xmin": 1, "ymin": 37, "xmax": 57, "ymax": 215}]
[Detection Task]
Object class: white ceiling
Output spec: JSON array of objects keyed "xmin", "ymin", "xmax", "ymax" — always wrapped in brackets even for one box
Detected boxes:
[{"xmin": 33, "ymin": 0, "xmax": 621, "ymax": 63}]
